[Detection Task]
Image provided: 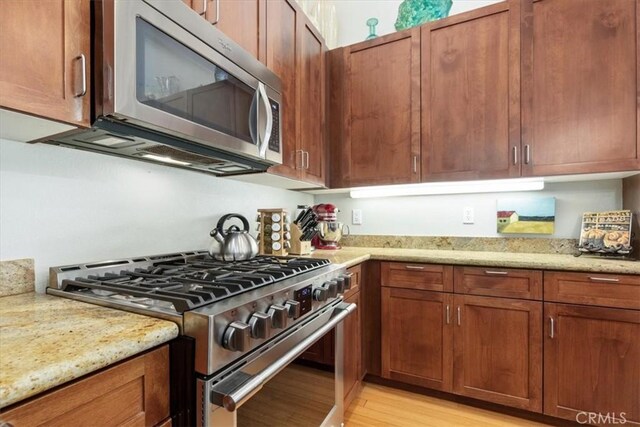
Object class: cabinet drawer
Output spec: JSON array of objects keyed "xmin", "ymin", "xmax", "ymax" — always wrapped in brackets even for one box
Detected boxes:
[
  {"xmin": 343, "ymin": 263, "xmax": 362, "ymax": 299},
  {"xmin": 454, "ymin": 266, "xmax": 542, "ymax": 300},
  {"xmin": 381, "ymin": 262, "xmax": 453, "ymax": 292},
  {"xmin": 544, "ymin": 271, "xmax": 640, "ymax": 310}
]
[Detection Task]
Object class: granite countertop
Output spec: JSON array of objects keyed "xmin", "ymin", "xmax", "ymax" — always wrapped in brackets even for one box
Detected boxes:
[
  {"xmin": 0, "ymin": 293, "xmax": 179, "ymax": 409},
  {"xmin": 308, "ymin": 247, "xmax": 640, "ymax": 274}
]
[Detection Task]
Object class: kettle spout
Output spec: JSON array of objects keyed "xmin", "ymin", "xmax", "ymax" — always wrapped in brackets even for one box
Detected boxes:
[{"xmin": 210, "ymin": 228, "xmax": 225, "ymax": 243}]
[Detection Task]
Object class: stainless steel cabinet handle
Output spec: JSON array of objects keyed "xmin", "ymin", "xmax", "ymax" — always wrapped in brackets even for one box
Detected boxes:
[
  {"xmin": 212, "ymin": 302, "xmax": 356, "ymax": 411},
  {"xmin": 303, "ymin": 151, "xmax": 310, "ymax": 170},
  {"xmin": 295, "ymin": 149, "xmax": 304, "ymax": 169},
  {"xmin": 457, "ymin": 307, "xmax": 461, "ymax": 326},
  {"xmin": 512, "ymin": 146, "xmax": 518, "ymax": 165},
  {"xmin": 405, "ymin": 265, "xmax": 425, "ymax": 270},
  {"xmin": 412, "ymin": 155, "xmax": 418, "ymax": 173},
  {"xmin": 211, "ymin": 0, "xmax": 220, "ymax": 24},
  {"xmin": 484, "ymin": 270, "xmax": 508, "ymax": 275},
  {"xmin": 549, "ymin": 316, "xmax": 555, "ymax": 338},
  {"xmin": 588, "ymin": 277, "xmax": 620, "ymax": 283},
  {"xmin": 201, "ymin": 0, "xmax": 207, "ymax": 15},
  {"xmin": 445, "ymin": 305, "xmax": 450, "ymax": 325},
  {"xmin": 524, "ymin": 144, "xmax": 531, "ymax": 164},
  {"xmin": 75, "ymin": 54, "xmax": 87, "ymax": 97}
]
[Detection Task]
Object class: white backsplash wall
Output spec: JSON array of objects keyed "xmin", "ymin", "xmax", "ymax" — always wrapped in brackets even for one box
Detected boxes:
[
  {"xmin": 0, "ymin": 138, "xmax": 313, "ymax": 292},
  {"xmin": 334, "ymin": 0, "xmax": 502, "ymax": 47},
  {"xmin": 314, "ymin": 180, "xmax": 623, "ymax": 238}
]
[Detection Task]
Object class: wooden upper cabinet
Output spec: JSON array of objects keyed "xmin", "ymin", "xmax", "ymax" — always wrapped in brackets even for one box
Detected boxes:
[
  {"xmin": 381, "ymin": 287, "xmax": 453, "ymax": 392},
  {"xmin": 187, "ymin": 0, "xmax": 265, "ymax": 60},
  {"xmin": 453, "ymin": 295, "xmax": 542, "ymax": 412},
  {"xmin": 421, "ymin": 1, "xmax": 521, "ymax": 181},
  {"xmin": 329, "ymin": 30, "xmax": 421, "ymax": 188},
  {"xmin": 0, "ymin": 0, "xmax": 90, "ymax": 127},
  {"xmin": 521, "ymin": 0, "xmax": 640, "ymax": 175},
  {"xmin": 544, "ymin": 303, "xmax": 640, "ymax": 424},
  {"xmin": 298, "ymin": 18, "xmax": 326, "ymax": 186},
  {"xmin": 264, "ymin": 0, "xmax": 298, "ymax": 177}
]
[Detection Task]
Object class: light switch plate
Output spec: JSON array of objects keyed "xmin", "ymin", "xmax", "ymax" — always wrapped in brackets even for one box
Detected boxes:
[{"xmin": 352, "ymin": 209, "xmax": 363, "ymax": 225}]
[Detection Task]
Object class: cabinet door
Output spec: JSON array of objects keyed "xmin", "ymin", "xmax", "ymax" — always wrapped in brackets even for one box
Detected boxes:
[
  {"xmin": 194, "ymin": 0, "xmax": 265, "ymax": 60},
  {"xmin": 0, "ymin": 345, "xmax": 170, "ymax": 426},
  {"xmin": 0, "ymin": 0, "xmax": 90, "ymax": 127},
  {"xmin": 298, "ymin": 17, "xmax": 326, "ymax": 186},
  {"xmin": 343, "ymin": 290, "xmax": 362, "ymax": 408},
  {"xmin": 381, "ymin": 288, "xmax": 453, "ymax": 391},
  {"xmin": 521, "ymin": 0, "xmax": 639, "ymax": 175},
  {"xmin": 265, "ymin": 0, "xmax": 299, "ymax": 178},
  {"xmin": 422, "ymin": 1, "xmax": 521, "ymax": 181},
  {"xmin": 544, "ymin": 303, "xmax": 640, "ymax": 424},
  {"xmin": 453, "ymin": 295, "xmax": 542, "ymax": 412},
  {"xmin": 334, "ymin": 30, "xmax": 421, "ymax": 187}
]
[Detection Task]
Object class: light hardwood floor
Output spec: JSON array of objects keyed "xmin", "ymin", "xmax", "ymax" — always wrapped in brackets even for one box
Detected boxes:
[{"xmin": 345, "ymin": 382, "xmax": 550, "ymax": 427}]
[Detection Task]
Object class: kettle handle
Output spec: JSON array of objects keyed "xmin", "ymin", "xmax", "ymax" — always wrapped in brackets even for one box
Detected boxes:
[{"xmin": 216, "ymin": 213, "xmax": 250, "ymax": 236}]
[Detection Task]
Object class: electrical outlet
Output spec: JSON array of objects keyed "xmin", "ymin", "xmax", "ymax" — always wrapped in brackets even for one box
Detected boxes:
[
  {"xmin": 352, "ymin": 209, "xmax": 363, "ymax": 225},
  {"xmin": 463, "ymin": 207, "xmax": 474, "ymax": 224}
]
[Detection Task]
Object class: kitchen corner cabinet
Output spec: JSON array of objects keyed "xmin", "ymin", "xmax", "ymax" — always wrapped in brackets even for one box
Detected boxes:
[
  {"xmin": 263, "ymin": 0, "xmax": 327, "ymax": 187},
  {"xmin": 421, "ymin": 1, "xmax": 522, "ymax": 181},
  {"xmin": 544, "ymin": 303, "xmax": 640, "ymax": 425},
  {"xmin": 0, "ymin": 345, "xmax": 170, "ymax": 427},
  {"xmin": 521, "ymin": 0, "xmax": 640, "ymax": 176},
  {"xmin": 329, "ymin": 29, "xmax": 421, "ymax": 188},
  {"xmin": 186, "ymin": 0, "xmax": 265, "ymax": 60},
  {"xmin": 0, "ymin": 0, "xmax": 90, "ymax": 127}
]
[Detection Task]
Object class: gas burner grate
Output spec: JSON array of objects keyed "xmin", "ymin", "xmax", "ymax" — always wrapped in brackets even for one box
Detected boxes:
[{"xmin": 59, "ymin": 255, "xmax": 330, "ymax": 313}]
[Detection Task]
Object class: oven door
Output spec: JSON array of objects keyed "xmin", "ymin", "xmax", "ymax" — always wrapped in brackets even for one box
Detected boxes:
[
  {"xmin": 101, "ymin": 0, "xmax": 282, "ymax": 165},
  {"xmin": 197, "ymin": 301, "xmax": 355, "ymax": 427}
]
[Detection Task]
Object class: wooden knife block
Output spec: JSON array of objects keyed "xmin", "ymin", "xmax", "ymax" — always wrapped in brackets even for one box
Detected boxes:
[{"xmin": 289, "ymin": 224, "xmax": 312, "ymax": 255}]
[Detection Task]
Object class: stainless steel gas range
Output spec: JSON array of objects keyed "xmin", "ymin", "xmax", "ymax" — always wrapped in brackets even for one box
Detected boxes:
[{"xmin": 48, "ymin": 251, "xmax": 355, "ymax": 427}]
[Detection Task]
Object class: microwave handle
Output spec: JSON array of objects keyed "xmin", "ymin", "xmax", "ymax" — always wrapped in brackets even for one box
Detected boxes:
[
  {"xmin": 211, "ymin": 302, "xmax": 356, "ymax": 412},
  {"xmin": 257, "ymin": 82, "xmax": 272, "ymax": 159},
  {"xmin": 248, "ymin": 87, "xmax": 259, "ymax": 146}
]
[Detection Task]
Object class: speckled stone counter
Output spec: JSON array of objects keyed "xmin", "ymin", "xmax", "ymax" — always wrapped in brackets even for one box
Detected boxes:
[
  {"xmin": 0, "ymin": 293, "xmax": 179, "ymax": 409},
  {"xmin": 308, "ymin": 247, "xmax": 640, "ymax": 274}
]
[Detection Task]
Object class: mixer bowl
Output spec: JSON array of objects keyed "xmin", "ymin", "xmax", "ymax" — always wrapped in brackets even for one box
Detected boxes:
[{"xmin": 317, "ymin": 221, "xmax": 350, "ymax": 243}]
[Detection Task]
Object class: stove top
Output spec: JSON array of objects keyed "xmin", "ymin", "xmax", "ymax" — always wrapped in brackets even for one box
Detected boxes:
[{"xmin": 51, "ymin": 252, "xmax": 330, "ymax": 314}]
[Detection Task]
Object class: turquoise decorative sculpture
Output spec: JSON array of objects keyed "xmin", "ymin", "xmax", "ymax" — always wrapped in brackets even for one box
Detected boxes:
[
  {"xmin": 395, "ymin": 0, "xmax": 453, "ymax": 31},
  {"xmin": 365, "ymin": 17, "xmax": 379, "ymax": 40}
]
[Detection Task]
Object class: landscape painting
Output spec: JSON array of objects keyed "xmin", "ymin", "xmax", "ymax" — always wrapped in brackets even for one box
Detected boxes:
[{"xmin": 497, "ymin": 197, "xmax": 555, "ymax": 234}]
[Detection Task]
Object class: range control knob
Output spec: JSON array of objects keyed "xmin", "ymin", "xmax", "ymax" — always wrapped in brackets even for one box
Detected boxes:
[
  {"xmin": 248, "ymin": 312, "xmax": 271, "ymax": 339},
  {"xmin": 323, "ymin": 280, "xmax": 338, "ymax": 298},
  {"xmin": 268, "ymin": 304, "xmax": 288, "ymax": 329},
  {"xmin": 222, "ymin": 321, "xmax": 251, "ymax": 352},
  {"xmin": 313, "ymin": 287, "xmax": 328, "ymax": 302},
  {"xmin": 335, "ymin": 277, "xmax": 346, "ymax": 294},
  {"xmin": 342, "ymin": 273, "xmax": 353, "ymax": 290},
  {"xmin": 284, "ymin": 300, "xmax": 301, "ymax": 319}
]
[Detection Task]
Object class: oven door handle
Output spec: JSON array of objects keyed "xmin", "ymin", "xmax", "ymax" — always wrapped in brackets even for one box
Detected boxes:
[{"xmin": 212, "ymin": 302, "xmax": 356, "ymax": 412}]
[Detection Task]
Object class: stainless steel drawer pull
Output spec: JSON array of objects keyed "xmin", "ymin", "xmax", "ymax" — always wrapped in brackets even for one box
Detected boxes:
[
  {"xmin": 549, "ymin": 316, "xmax": 555, "ymax": 338},
  {"xmin": 457, "ymin": 306, "xmax": 461, "ymax": 326},
  {"xmin": 445, "ymin": 305, "xmax": 450, "ymax": 325},
  {"xmin": 201, "ymin": 0, "xmax": 207, "ymax": 15},
  {"xmin": 588, "ymin": 277, "xmax": 620, "ymax": 283},
  {"xmin": 405, "ymin": 265, "xmax": 425, "ymax": 270},
  {"xmin": 484, "ymin": 270, "xmax": 508, "ymax": 275}
]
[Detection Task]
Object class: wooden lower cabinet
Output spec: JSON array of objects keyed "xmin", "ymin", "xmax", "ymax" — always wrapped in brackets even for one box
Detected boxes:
[
  {"xmin": 453, "ymin": 295, "xmax": 542, "ymax": 412},
  {"xmin": 381, "ymin": 287, "xmax": 453, "ymax": 391},
  {"xmin": 343, "ymin": 289, "xmax": 362, "ymax": 408},
  {"xmin": 544, "ymin": 303, "xmax": 640, "ymax": 425},
  {"xmin": 0, "ymin": 345, "xmax": 170, "ymax": 427}
]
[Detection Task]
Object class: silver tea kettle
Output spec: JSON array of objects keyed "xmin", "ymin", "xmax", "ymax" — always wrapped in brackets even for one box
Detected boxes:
[{"xmin": 209, "ymin": 213, "xmax": 259, "ymax": 261}]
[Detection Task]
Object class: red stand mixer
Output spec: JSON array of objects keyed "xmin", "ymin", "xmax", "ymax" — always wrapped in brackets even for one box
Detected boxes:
[{"xmin": 312, "ymin": 204, "xmax": 350, "ymax": 250}]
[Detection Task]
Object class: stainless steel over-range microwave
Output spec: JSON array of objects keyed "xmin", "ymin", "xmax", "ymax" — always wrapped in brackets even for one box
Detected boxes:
[{"xmin": 42, "ymin": 0, "xmax": 282, "ymax": 175}]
